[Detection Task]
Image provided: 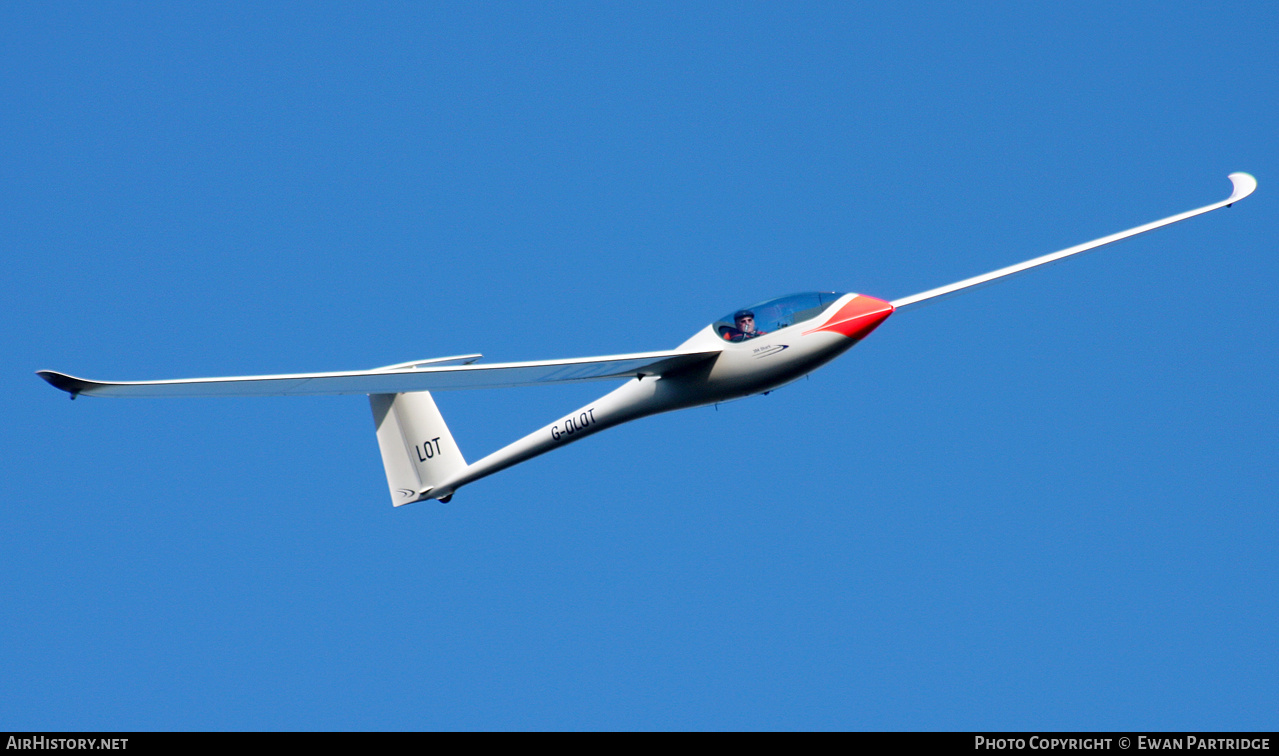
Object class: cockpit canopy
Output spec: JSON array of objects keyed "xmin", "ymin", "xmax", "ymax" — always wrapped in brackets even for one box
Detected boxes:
[{"xmin": 714, "ymin": 292, "xmax": 845, "ymax": 343}]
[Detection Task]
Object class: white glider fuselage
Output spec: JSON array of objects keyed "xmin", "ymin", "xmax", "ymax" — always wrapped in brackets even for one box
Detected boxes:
[
  {"xmin": 423, "ymin": 293, "xmax": 895, "ymax": 501},
  {"xmin": 37, "ymin": 173, "xmax": 1255, "ymax": 507}
]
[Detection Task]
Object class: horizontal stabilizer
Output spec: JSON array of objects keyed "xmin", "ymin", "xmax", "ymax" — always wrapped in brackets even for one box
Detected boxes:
[
  {"xmin": 38, "ymin": 349, "xmax": 719, "ymax": 399},
  {"xmin": 373, "ymin": 354, "xmax": 482, "ymax": 371}
]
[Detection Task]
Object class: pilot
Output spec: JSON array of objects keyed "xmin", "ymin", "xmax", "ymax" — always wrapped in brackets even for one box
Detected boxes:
[{"xmin": 729, "ymin": 310, "xmax": 766, "ymax": 342}]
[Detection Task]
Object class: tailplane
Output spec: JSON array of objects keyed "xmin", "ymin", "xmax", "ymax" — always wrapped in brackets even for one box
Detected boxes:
[{"xmin": 369, "ymin": 391, "xmax": 467, "ymax": 506}]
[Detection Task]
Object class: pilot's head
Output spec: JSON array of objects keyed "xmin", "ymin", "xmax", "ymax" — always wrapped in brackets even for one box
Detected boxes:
[{"xmin": 734, "ymin": 310, "xmax": 756, "ymax": 334}]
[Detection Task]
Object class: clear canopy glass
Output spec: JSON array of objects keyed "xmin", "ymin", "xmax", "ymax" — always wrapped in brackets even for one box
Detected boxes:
[{"xmin": 714, "ymin": 292, "xmax": 844, "ymax": 343}]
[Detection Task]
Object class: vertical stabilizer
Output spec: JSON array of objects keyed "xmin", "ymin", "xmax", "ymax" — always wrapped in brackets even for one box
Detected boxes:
[{"xmin": 369, "ymin": 391, "xmax": 467, "ymax": 506}]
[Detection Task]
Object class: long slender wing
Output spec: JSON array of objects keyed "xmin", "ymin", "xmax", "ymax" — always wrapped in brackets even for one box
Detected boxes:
[
  {"xmin": 38, "ymin": 349, "xmax": 719, "ymax": 398},
  {"xmin": 891, "ymin": 172, "xmax": 1257, "ymax": 311}
]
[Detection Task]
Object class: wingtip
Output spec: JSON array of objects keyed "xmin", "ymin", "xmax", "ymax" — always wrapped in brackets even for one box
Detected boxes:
[
  {"xmin": 37, "ymin": 370, "xmax": 88, "ymax": 395},
  {"xmin": 1227, "ymin": 172, "xmax": 1257, "ymax": 204}
]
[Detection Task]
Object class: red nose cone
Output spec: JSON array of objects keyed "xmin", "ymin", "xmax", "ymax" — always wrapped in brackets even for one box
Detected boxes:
[{"xmin": 804, "ymin": 294, "xmax": 895, "ymax": 340}]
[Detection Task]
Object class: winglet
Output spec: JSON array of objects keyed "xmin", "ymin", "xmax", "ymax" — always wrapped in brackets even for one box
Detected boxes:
[
  {"xmin": 1227, "ymin": 172, "xmax": 1257, "ymax": 205},
  {"xmin": 37, "ymin": 370, "xmax": 90, "ymax": 396}
]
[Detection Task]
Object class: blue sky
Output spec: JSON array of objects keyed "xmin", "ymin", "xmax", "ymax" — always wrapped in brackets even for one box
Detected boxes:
[{"xmin": 3, "ymin": 2, "xmax": 1275, "ymax": 730}]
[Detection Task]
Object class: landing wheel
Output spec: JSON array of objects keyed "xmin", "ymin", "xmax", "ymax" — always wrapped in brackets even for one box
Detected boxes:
[{"xmin": 439, "ymin": 495, "xmax": 453, "ymax": 503}]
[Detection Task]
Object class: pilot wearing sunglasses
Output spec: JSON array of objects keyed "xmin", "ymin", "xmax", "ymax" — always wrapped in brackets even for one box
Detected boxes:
[{"xmin": 724, "ymin": 310, "xmax": 766, "ymax": 342}]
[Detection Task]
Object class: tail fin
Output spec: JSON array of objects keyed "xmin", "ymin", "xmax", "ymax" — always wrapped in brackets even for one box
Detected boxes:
[{"xmin": 369, "ymin": 391, "xmax": 468, "ymax": 506}]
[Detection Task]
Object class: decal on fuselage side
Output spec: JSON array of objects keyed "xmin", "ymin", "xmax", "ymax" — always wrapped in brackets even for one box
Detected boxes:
[
  {"xmin": 551, "ymin": 408, "xmax": 597, "ymax": 441},
  {"xmin": 751, "ymin": 344, "xmax": 789, "ymax": 359}
]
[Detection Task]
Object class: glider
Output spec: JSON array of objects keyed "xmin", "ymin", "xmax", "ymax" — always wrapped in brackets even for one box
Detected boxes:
[{"xmin": 39, "ymin": 173, "xmax": 1257, "ymax": 505}]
